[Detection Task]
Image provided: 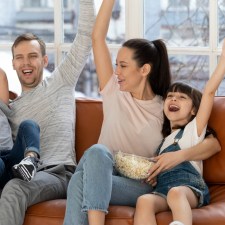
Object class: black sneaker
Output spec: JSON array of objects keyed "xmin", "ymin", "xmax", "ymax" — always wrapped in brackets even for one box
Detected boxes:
[{"xmin": 12, "ymin": 156, "xmax": 39, "ymax": 182}]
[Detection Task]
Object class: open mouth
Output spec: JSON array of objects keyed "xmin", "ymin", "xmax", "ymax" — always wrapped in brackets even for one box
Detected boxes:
[
  {"xmin": 169, "ymin": 104, "xmax": 180, "ymax": 112},
  {"xmin": 22, "ymin": 69, "xmax": 33, "ymax": 75}
]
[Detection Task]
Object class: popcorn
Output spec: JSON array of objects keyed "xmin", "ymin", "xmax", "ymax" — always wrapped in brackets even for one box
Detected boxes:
[{"xmin": 114, "ymin": 151, "xmax": 155, "ymax": 180}]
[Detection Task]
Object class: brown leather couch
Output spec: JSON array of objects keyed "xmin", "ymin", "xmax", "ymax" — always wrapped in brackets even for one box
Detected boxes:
[{"xmin": 22, "ymin": 97, "xmax": 225, "ymax": 225}]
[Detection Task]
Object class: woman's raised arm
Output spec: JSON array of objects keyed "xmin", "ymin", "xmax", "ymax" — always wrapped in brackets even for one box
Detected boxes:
[{"xmin": 92, "ymin": 0, "xmax": 115, "ymax": 90}]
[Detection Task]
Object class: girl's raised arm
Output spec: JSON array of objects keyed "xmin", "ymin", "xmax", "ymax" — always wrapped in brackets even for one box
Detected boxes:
[
  {"xmin": 92, "ymin": 0, "xmax": 115, "ymax": 90},
  {"xmin": 196, "ymin": 39, "xmax": 225, "ymax": 136}
]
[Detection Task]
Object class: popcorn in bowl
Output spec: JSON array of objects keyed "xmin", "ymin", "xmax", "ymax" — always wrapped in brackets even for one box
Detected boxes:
[{"xmin": 114, "ymin": 151, "xmax": 156, "ymax": 180}]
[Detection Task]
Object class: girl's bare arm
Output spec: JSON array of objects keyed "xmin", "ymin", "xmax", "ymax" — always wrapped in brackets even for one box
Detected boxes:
[
  {"xmin": 196, "ymin": 39, "xmax": 225, "ymax": 135},
  {"xmin": 148, "ymin": 135, "xmax": 220, "ymax": 181}
]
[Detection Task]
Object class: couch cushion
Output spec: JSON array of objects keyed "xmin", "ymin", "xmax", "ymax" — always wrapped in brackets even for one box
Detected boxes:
[
  {"xmin": 24, "ymin": 185, "xmax": 225, "ymax": 225},
  {"xmin": 24, "ymin": 199, "xmax": 135, "ymax": 225},
  {"xmin": 24, "ymin": 200, "xmax": 66, "ymax": 225}
]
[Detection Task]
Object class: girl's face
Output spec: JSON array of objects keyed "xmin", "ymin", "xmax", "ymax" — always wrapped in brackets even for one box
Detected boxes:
[
  {"xmin": 164, "ymin": 91, "xmax": 195, "ymax": 129},
  {"xmin": 115, "ymin": 47, "xmax": 149, "ymax": 99}
]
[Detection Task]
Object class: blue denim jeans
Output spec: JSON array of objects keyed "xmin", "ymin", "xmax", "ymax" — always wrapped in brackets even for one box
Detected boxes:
[
  {"xmin": 0, "ymin": 120, "xmax": 40, "ymax": 188},
  {"xmin": 63, "ymin": 144, "xmax": 153, "ymax": 225}
]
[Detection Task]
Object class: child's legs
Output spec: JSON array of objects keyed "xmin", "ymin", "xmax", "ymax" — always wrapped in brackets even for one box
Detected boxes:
[
  {"xmin": 167, "ymin": 186, "xmax": 198, "ymax": 225},
  {"xmin": 17, "ymin": 120, "xmax": 40, "ymax": 158},
  {"xmin": 0, "ymin": 120, "xmax": 40, "ymax": 185},
  {"xmin": 134, "ymin": 193, "xmax": 169, "ymax": 225},
  {"xmin": 5, "ymin": 120, "xmax": 40, "ymax": 168},
  {"xmin": 4, "ymin": 120, "xmax": 40, "ymax": 170}
]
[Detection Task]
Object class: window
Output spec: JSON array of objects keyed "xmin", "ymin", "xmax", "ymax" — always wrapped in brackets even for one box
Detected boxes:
[
  {"xmin": 23, "ymin": 0, "xmax": 51, "ymax": 8},
  {"xmin": 0, "ymin": 0, "xmax": 224, "ymax": 96},
  {"xmin": 144, "ymin": 0, "xmax": 225, "ymax": 95}
]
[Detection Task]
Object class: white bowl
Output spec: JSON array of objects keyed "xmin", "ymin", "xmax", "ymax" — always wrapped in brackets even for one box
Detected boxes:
[{"xmin": 114, "ymin": 151, "xmax": 155, "ymax": 180}]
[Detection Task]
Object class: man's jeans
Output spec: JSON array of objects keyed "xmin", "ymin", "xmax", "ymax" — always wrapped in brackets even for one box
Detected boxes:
[{"xmin": 0, "ymin": 120, "xmax": 40, "ymax": 188}]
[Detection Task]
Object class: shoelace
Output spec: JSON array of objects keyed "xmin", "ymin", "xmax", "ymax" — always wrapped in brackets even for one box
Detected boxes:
[{"xmin": 29, "ymin": 157, "xmax": 42, "ymax": 168}]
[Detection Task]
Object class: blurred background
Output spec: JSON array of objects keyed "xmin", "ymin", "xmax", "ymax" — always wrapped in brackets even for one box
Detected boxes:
[{"xmin": 0, "ymin": 0, "xmax": 225, "ymax": 97}]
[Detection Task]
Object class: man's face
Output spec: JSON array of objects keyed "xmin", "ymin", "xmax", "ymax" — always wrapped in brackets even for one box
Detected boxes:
[{"xmin": 12, "ymin": 40, "xmax": 48, "ymax": 91}]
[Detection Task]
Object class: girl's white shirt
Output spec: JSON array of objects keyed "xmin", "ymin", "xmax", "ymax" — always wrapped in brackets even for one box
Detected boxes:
[{"xmin": 159, "ymin": 117, "xmax": 207, "ymax": 175}]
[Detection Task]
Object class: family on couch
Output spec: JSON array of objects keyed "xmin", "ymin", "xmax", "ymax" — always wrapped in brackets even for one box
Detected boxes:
[{"xmin": 0, "ymin": 0, "xmax": 224, "ymax": 225}]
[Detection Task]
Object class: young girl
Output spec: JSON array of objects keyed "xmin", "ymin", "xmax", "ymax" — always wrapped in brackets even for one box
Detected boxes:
[
  {"xmin": 134, "ymin": 40, "xmax": 225, "ymax": 225},
  {"xmin": 0, "ymin": 68, "xmax": 40, "ymax": 186}
]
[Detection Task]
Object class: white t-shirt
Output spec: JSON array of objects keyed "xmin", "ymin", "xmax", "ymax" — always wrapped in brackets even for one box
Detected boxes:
[
  {"xmin": 98, "ymin": 75, "xmax": 164, "ymax": 158},
  {"xmin": 159, "ymin": 118, "xmax": 206, "ymax": 174}
]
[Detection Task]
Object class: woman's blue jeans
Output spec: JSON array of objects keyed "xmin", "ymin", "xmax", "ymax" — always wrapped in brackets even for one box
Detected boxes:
[
  {"xmin": 63, "ymin": 144, "xmax": 153, "ymax": 225},
  {"xmin": 0, "ymin": 120, "xmax": 40, "ymax": 188}
]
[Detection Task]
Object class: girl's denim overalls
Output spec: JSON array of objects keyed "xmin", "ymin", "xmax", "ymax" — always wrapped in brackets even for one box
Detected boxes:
[{"xmin": 152, "ymin": 129, "xmax": 210, "ymax": 207}]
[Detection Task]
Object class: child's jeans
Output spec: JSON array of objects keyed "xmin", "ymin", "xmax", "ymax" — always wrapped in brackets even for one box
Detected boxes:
[{"xmin": 0, "ymin": 120, "xmax": 40, "ymax": 189}]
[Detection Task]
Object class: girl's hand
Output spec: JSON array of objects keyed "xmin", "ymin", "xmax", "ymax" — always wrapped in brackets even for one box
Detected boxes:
[
  {"xmin": 145, "ymin": 176, "xmax": 157, "ymax": 187},
  {"xmin": 147, "ymin": 151, "xmax": 184, "ymax": 181}
]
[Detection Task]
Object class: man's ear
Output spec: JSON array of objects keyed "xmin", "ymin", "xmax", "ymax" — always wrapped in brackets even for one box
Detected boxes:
[
  {"xmin": 141, "ymin": 63, "xmax": 151, "ymax": 77},
  {"xmin": 43, "ymin": 55, "xmax": 49, "ymax": 68}
]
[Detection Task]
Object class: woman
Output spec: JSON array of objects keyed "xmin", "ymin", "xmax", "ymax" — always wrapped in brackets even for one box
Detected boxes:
[{"xmin": 63, "ymin": 1, "xmax": 220, "ymax": 225}]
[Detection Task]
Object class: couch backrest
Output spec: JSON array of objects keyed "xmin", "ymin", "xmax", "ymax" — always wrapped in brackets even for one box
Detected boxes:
[
  {"xmin": 9, "ymin": 91, "xmax": 18, "ymax": 100},
  {"xmin": 75, "ymin": 97, "xmax": 225, "ymax": 184},
  {"xmin": 204, "ymin": 97, "xmax": 225, "ymax": 184},
  {"xmin": 75, "ymin": 98, "xmax": 103, "ymax": 162}
]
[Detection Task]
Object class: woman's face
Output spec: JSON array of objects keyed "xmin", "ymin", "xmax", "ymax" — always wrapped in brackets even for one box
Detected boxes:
[{"xmin": 115, "ymin": 47, "xmax": 148, "ymax": 96}]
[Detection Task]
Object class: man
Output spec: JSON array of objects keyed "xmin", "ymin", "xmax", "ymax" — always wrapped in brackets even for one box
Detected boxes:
[{"xmin": 0, "ymin": 0, "xmax": 95, "ymax": 224}]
